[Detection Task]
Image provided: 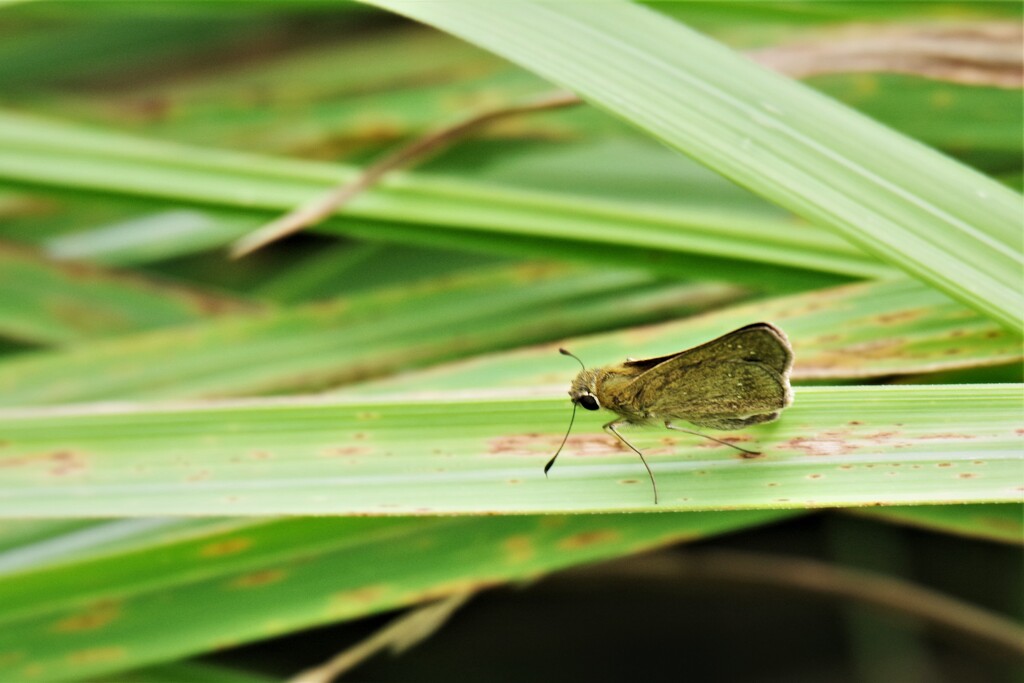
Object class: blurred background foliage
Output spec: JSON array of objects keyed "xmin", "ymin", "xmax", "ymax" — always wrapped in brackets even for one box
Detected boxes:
[{"xmin": 0, "ymin": 2, "xmax": 1020, "ymax": 682}]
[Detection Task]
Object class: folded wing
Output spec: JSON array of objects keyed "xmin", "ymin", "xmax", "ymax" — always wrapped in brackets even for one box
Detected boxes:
[{"xmin": 632, "ymin": 359, "xmax": 791, "ymax": 430}]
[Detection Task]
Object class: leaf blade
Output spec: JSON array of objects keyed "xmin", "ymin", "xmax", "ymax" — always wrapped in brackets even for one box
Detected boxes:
[
  {"xmin": 365, "ymin": 0, "xmax": 1023, "ymax": 329},
  {"xmin": 0, "ymin": 385, "xmax": 1017, "ymax": 516}
]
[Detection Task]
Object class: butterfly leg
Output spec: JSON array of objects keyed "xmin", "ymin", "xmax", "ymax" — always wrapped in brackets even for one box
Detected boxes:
[
  {"xmin": 664, "ymin": 421, "xmax": 762, "ymax": 458},
  {"xmin": 604, "ymin": 420, "xmax": 658, "ymax": 505}
]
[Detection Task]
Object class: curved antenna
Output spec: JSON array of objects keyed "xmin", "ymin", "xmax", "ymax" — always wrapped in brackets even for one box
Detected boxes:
[
  {"xmin": 545, "ymin": 348, "xmax": 587, "ymax": 477},
  {"xmin": 559, "ymin": 347, "xmax": 586, "ymax": 371},
  {"xmin": 544, "ymin": 400, "xmax": 577, "ymax": 477}
]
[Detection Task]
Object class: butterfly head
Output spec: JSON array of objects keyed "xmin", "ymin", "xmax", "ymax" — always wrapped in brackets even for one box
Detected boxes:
[{"xmin": 560, "ymin": 348, "xmax": 601, "ymax": 411}]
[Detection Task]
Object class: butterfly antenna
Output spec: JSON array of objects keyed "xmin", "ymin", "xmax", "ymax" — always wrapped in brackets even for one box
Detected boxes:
[
  {"xmin": 545, "ymin": 400, "xmax": 577, "ymax": 477},
  {"xmin": 559, "ymin": 347, "xmax": 586, "ymax": 371}
]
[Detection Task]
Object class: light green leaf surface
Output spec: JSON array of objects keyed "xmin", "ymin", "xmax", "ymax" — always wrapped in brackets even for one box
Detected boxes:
[
  {"xmin": 366, "ymin": 0, "xmax": 1022, "ymax": 329},
  {"xmin": 0, "ymin": 6, "xmax": 1017, "ymax": 680},
  {"xmin": 0, "ymin": 520, "xmax": 99, "ymax": 555},
  {"xmin": 351, "ymin": 278, "xmax": 1022, "ymax": 396},
  {"xmin": 0, "ymin": 110, "xmax": 888, "ymax": 286},
  {"xmin": 0, "ymin": 385, "xmax": 1018, "ymax": 516},
  {"xmin": 4, "ymin": 273, "xmax": 1018, "ymax": 409},
  {"xmin": 0, "ymin": 511, "xmax": 792, "ymax": 682},
  {"xmin": 0, "ymin": 264, "xmax": 745, "ymax": 406},
  {"xmin": 0, "ymin": 244, "xmax": 255, "ymax": 346},
  {"xmin": 41, "ymin": 207, "xmax": 268, "ymax": 268}
]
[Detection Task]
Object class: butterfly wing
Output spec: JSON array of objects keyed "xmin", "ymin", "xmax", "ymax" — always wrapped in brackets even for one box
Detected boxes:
[
  {"xmin": 624, "ymin": 323, "xmax": 793, "ymax": 376},
  {"xmin": 621, "ymin": 323, "xmax": 793, "ymax": 430},
  {"xmin": 630, "ymin": 358, "xmax": 790, "ymax": 422}
]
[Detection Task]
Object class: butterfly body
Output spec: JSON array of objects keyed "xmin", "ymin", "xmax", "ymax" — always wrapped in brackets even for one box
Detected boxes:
[{"xmin": 554, "ymin": 322, "xmax": 794, "ymax": 503}]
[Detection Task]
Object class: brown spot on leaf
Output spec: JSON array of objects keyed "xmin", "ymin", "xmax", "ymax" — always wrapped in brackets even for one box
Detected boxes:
[
  {"xmin": 230, "ymin": 568, "xmax": 287, "ymax": 589},
  {"xmin": 558, "ymin": 529, "xmax": 621, "ymax": 549},
  {"xmin": 0, "ymin": 653, "xmax": 22, "ymax": 667},
  {"xmin": 53, "ymin": 601, "xmax": 120, "ymax": 632},
  {"xmin": 200, "ymin": 537, "xmax": 252, "ymax": 557},
  {"xmin": 979, "ymin": 515, "xmax": 1023, "ymax": 532},
  {"xmin": 937, "ymin": 462, "xmax": 953, "ymax": 468},
  {"xmin": 782, "ymin": 436, "xmax": 857, "ymax": 456},
  {"xmin": 67, "ymin": 647, "xmax": 125, "ymax": 664},
  {"xmin": 918, "ymin": 433, "xmax": 976, "ymax": 440},
  {"xmin": 326, "ymin": 585, "xmax": 390, "ymax": 617},
  {"xmin": 0, "ymin": 451, "xmax": 90, "ymax": 477},
  {"xmin": 488, "ymin": 433, "xmax": 623, "ymax": 457},
  {"xmin": 504, "ymin": 535, "xmax": 535, "ymax": 563},
  {"xmin": 876, "ymin": 309, "xmax": 923, "ymax": 324},
  {"xmin": 186, "ymin": 469, "xmax": 211, "ymax": 482},
  {"xmin": 864, "ymin": 431, "xmax": 899, "ymax": 440},
  {"xmin": 958, "ymin": 473, "xmax": 976, "ymax": 479},
  {"xmin": 250, "ymin": 451, "xmax": 271, "ymax": 460},
  {"xmin": 323, "ymin": 446, "xmax": 371, "ymax": 457},
  {"xmin": 49, "ymin": 451, "xmax": 88, "ymax": 477},
  {"xmin": 418, "ymin": 577, "xmax": 497, "ymax": 602},
  {"xmin": 620, "ymin": 479, "xmax": 639, "ymax": 485}
]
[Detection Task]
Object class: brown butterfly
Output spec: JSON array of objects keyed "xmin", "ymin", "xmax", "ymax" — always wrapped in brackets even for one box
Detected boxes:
[{"xmin": 546, "ymin": 322, "xmax": 793, "ymax": 503}]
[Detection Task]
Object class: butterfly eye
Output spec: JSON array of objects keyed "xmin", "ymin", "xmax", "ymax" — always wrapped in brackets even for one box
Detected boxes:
[{"xmin": 578, "ymin": 394, "xmax": 600, "ymax": 411}]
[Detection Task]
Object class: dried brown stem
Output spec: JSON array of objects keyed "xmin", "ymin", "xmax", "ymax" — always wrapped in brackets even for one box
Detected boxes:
[
  {"xmin": 287, "ymin": 591, "xmax": 473, "ymax": 683},
  {"xmin": 229, "ymin": 91, "xmax": 579, "ymax": 258},
  {"xmin": 230, "ymin": 20, "xmax": 1021, "ymax": 258},
  {"xmin": 752, "ymin": 21, "xmax": 1023, "ymax": 88}
]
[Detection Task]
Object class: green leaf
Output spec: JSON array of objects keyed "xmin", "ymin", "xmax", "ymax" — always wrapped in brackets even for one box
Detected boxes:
[
  {"xmin": 0, "ymin": 110, "xmax": 888, "ymax": 286},
  {"xmin": 0, "ymin": 264, "xmax": 745, "ymax": 405},
  {"xmin": 0, "ymin": 512, "xmax": 792, "ymax": 682},
  {"xmin": 351, "ymin": 278, "xmax": 1022, "ymax": 396},
  {"xmin": 364, "ymin": 0, "xmax": 1022, "ymax": 329},
  {"xmin": 848, "ymin": 503, "xmax": 1023, "ymax": 545},
  {"xmin": 0, "ymin": 385, "xmax": 1017, "ymax": 516},
  {"xmin": 0, "ymin": 243, "xmax": 256, "ymax": 346}
]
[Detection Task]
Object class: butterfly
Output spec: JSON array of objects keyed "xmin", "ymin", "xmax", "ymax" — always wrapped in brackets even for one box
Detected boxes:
[{"xmin": 547, "ymin": 322, "xmax": 793, "ymax": 503}]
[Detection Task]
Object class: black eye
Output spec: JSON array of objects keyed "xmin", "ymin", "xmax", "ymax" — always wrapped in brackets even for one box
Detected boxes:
[{"xmin": 578, "ymin": 395, "xmax": 600, "ymax": 411}]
